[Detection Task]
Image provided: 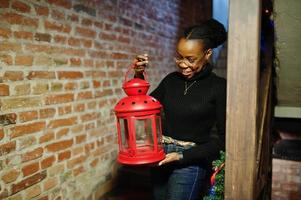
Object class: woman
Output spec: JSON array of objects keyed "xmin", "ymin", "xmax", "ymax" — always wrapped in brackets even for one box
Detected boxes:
[{"xmin": 134, "ymin": 19, "xmax": 227, "ymax": 200}]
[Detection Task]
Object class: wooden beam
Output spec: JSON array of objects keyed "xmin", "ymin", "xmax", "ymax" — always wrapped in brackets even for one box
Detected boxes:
[{"xmin": 225, "ymin": 0, "xmax": 261, "ymax": 199}]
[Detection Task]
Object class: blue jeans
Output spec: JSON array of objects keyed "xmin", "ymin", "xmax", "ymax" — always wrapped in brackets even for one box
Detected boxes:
[{"xmin": 151, "ymin": 144, "xmax": 207, "ymax": 200}]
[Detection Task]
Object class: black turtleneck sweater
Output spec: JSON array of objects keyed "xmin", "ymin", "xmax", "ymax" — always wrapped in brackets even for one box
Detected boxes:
[{"xmin": 150, "ymin": 64, "xmax": 226, "ymax": 165}]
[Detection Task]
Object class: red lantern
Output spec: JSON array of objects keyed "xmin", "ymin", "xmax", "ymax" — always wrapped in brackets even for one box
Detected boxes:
[{"xmin": 114, "ymin": 67, "xmax": 165, "ymax": 165}]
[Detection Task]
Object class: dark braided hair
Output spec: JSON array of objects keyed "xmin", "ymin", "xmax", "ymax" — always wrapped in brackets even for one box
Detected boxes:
[{"xmin": 183, "ymin": 19, "xmax": 227, "ymax": 50}]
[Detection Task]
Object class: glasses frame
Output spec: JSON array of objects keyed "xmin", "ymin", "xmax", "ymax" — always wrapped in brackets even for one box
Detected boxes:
[{"xmin": 174, "ymin": 50, "xmax": 208, "ymax": 67}]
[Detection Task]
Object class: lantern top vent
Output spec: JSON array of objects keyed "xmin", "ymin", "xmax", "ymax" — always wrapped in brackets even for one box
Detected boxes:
[{"xmin": 123, "ymin": 78, "xmax": 150, "ymax": 96}]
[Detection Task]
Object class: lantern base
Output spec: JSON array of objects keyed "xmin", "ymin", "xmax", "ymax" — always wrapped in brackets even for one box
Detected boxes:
[{"xmin": 118, "ymin": 150, "xmax": 165, "ymax": 165}]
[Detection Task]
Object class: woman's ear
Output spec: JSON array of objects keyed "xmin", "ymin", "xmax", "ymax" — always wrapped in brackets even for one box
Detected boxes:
[{"xmin": 205, "ymin": 49, "xmax": 213, "ymax": 60}]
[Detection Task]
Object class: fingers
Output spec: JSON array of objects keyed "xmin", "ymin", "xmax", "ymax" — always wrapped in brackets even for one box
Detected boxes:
[
  {"xmin": 133, "ymin": 54, "xmax": 148, "ymax": 73},
  {"xmin": 158, "ymin": 153, "xmax": 180, "ymax": 166},
  {"xmin": 136, "ymin": 54, "xmax": 148, "ymax": 61},
  {"xmin": 135, "ymin": 54, "xmax": 149, "ymax": 67}
]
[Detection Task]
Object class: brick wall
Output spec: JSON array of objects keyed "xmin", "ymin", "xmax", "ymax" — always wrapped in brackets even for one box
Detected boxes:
[
  {"xmin": 0, "ymin": 0, "xmax": 211, "ymax": 199},
  {"xmin": 272, "ymin": 158, "xmax": 301, "ymax": 200}
]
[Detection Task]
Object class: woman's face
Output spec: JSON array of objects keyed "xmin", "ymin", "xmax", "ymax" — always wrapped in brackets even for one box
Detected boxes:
[{"xmin": 175, "ymin": 38, "xmax": 212, "ymax": 79}]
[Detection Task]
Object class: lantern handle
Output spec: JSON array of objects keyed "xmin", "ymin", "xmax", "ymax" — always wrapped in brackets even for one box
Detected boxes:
[{"xmin": 124, "ymin": 61, "xmax": 148, "ymax": 83}]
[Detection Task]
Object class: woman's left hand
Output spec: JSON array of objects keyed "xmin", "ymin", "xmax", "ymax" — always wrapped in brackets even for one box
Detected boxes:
[{"xmin": 158, "ymin": 152, "xmax": 182, "ymax": 166}]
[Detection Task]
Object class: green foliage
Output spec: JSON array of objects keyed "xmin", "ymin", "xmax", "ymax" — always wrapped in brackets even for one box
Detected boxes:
[{"xmin": 203, "ymin": 151, "xmax": 225, "ymax": 200}]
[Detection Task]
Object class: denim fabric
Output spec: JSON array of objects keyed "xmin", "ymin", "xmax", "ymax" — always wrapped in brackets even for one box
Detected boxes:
[{"xmin": 151, "ymin": 144, "xmax": 207, "ymax": 200}]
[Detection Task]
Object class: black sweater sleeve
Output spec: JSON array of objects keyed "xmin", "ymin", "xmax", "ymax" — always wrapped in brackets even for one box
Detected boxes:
[{"xmin": 182, "ymin": 78, "xmax": 226, "ymax": 164}]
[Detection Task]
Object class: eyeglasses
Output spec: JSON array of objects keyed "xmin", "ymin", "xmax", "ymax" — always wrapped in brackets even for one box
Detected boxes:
[{"xmin": 174, "ymin": 51, "xmax": 207, "ymax": 65}]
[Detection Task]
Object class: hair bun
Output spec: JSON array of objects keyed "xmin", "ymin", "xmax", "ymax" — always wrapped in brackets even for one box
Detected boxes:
[
  {"xmin": 184, "ymin": 18, "xmax": 227, "ymax": 49},
  {"xmin": 204, "ymin": 19, "xmax": 227, "ymax": 48}
]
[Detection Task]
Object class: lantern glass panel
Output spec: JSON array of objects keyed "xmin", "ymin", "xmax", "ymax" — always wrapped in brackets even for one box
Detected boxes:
[
  {"xmin": 156, "ymin": 115, "xmax": 163, "ymax": 148},
  {"xmin": 135, "ymin": 118, "xmax": 154, "ymax": 154},
  {"xmin": 119, "ymin": 118, "xmax": 129, "ymax": 151}
]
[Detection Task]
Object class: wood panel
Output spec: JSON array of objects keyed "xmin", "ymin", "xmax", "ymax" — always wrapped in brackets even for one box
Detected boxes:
[{"xmin": 225, "ymin": 0, "xmax": 261, "ymax": 199}]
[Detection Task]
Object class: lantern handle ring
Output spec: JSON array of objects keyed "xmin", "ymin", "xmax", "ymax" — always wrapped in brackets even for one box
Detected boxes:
[{"xmin": 124, "ymin": 62, "xmax": 148, "ymax": 83}]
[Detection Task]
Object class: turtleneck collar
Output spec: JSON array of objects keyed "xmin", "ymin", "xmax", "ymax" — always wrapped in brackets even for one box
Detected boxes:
[{"xmin": 176, "ymin": 63, "xmax": 213, "ymax": 82}]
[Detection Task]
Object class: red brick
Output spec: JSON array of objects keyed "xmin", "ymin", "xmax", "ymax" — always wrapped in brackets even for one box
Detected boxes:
[
  {"xmin": 67, "ymin": 155, "xmax": 86, "ymax": 169},
  {"xmin": 10, "ymin": 121, "xmax": 46, "ymax": 138},
  {"xmin": 19, "ymin": 111, "xmax": 38, "ymax": 122},
  {"xmin": 34, "ymin": 33, "xmax": 51, "ymax": 42},
  {"xmin": 85, "ymin": 143, "xmax": 95, "ymax": 154},
  {"xmin": 0, "ymin": 84, "xmax": 9, "ymax": 96},
  {"xmin": 47, "ymin": 0, "xmax": 72, "ymax": 9},
  {"xmin": 43, "ymin": 177, "xmax": 57, "ymax": 191},
  {"xmin": 39, "ymin": 131, "xmax": 54, "ymax": 144},
  {"xmin": 70, "ymin": 57, "xmax": 81, "ymax": 66},
  {"xmin": 54, "ymin": 35, "xmax": 67, "ymax": 44},
  {"xmin": 38, "ymin": 195, "xmax": 49, "ymax": 200},
  {"xmin": 11, "ymin": 171, "xmax": 46, "ymax": 194},
  {"xmin": 68, "ymin": 14, "xmax": 79, "ymax": 22},
  {"xmin": 1, "ymin": 12, "xmax": 38, "ymax": 27},
  {"xmin": 1, "ymin": 169, "xmax": 20, "ymax": 183},
  {"xmin": 22, "ymin": 147, "xmax": 43, "ymax": 162},
  {"xmin": 48, "ymin": 117, "xmax": 77, "ymax": 128},
  {"xmin": 83, "ymin": 58, "xmax": 92, "ymax": 67},
  {"xmin": 0, "ymin": 42, "xmax": 22, "ymax": 52},
  {"xmin": 56, "ymin": 128, "xmax": 69, "ymax": 138},
  {"xmin": 45, "ymin": 20, "xmax": 71, "ymax": 33},
  {"xmin": 90, "ymin": 158, "xmax": 99, "ymax": 167},
  {"xmin": 72, "ymin": 146, "xmax": 84, "ymax": 156},
  {"xmin": 94, "ymin": 21, "xmax": 103, "ymax": 29},
  {"xmin": 0, "ymin": 113, "xmax": 17, "ymax": 125},
  {"xmin": 95, "ymin": 89, "xmax": 113, "ymax": 97},
  {"xmin": 35, "ymin": 6, "xmax": 49, "ymax": 16},
  {"xmin": 26, "ymin": 184, "xmax": 41, "ymax": 199},
  {"xmin": 63, "ymin": 48, "xmax": 85, "ymax": 57},
  {"xmin": 82, "ymin": 18, "xmax": 92, "ymax": 26},
  {"xmin": 117, "ymin": 35, "xmax": 130, "ymax": 44},
  {"xmin": 27, "ymin": 71, "xmax": 56, "ymax": 80},
  {"xmin": 99, "ymin": 32, "xmax": 116, "ymax": 41},
  {"xmin": 111, "ymin": 52, "xmax": 128, "ymax": 59},
  {"xmin": 76, "ymin": 134, "xmax": 86, "ymax": 144},
  {"xmin": 73, "ymin": 166, "xmax": 84, "ymax": 176},
  {"xmin": 57, "ymin": 71, "xmax": 83, "ymax": 79},
  {"xmin": 93, "ymin": 80, "xmax": 101, "ymax": 88},
  {"xmin": 80, "ymin": 113, "xmax": 98, "ymax": 122},
  {"xmin": 15, "ymin": 55, "xmax": 33, "ymax": 66},
  {"xmin": 12, "ymin": 0, "xmax": 31, "ymax": 13},
  {"xmin": 0, "ymin": 27, "xmax": 11, "ymax": 38},
  {"xmin": 74, "ymin": 104, "xmax": 85, "ymax": 112},
  {"xmin": 0, "ymin": 141, "xmax": 16, "ymax": 156},
  {"xmin": 41, "ymin": 156, "xmax": 55, "ymax": 169},
  {"xmin": 39, "ymin": 108, "xmax": 56, "ymax": 119},
  {"xmin": 75, "ymin": 27, "xmax": 96, "ymax": 38},
  {"xmin": 14, "ymin": 31, "xmax": 33, "ymax": 40},
  {"xmin": 0, "ymin": 0, "xmax": 9, "ymax": 8},
  {"xmin": 64, "ymin": 82, "xmax": 78, "ymax": 90},
  {"xmin": 45, "ymin": 93, "xmax": 74, "ymax": 105},
  {"xmin": 77, "ymin": 91, "xmax": 93, "ymax": 100},
  {"xmin": 82, "ymin": 39, "xmax": 92, "ymax": 48},
  {"xmin": 0, "ymin": 128, "xmax": 4, "ymax": 140},
  {"xmin": 87, "ymin": 101, "xmax": 97, "ymax": 109},
  {"xmin": 85, "ymin": 123, "xmax": 95, "ymax": 130},
  {"xmin": 22, "ymin": 162, "xmax": 39, "ymax": 177},
  {"xmin": 3, "ymin": 71, "xmax": 24, "ymax": 81},
  {"xmin": 58, "ymin": 150, "xmax": 71, "ymax": 161},
  {"xmin": 58, "ymin": 105, "xmax": 72, "ymax": 116},
  {"xmin": 68, "ymin": 37, "xmax": 81, "ymax": 47},
  {"xmin": 46, "ymin": 139, "xmax": 73, "ymax": 152},
  {"xmin": 0, "ymin": 54, "xmax": 13, "ymax": 65},
  {"xmin": 51, "ymin": 10, "xmax": 65, "ymax": 20}
]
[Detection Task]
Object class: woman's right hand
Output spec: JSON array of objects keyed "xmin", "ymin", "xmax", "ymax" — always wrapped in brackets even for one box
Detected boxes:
[{"xmin": 133, "ymin": 54, "xmax": 149, "ymax": 74}]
